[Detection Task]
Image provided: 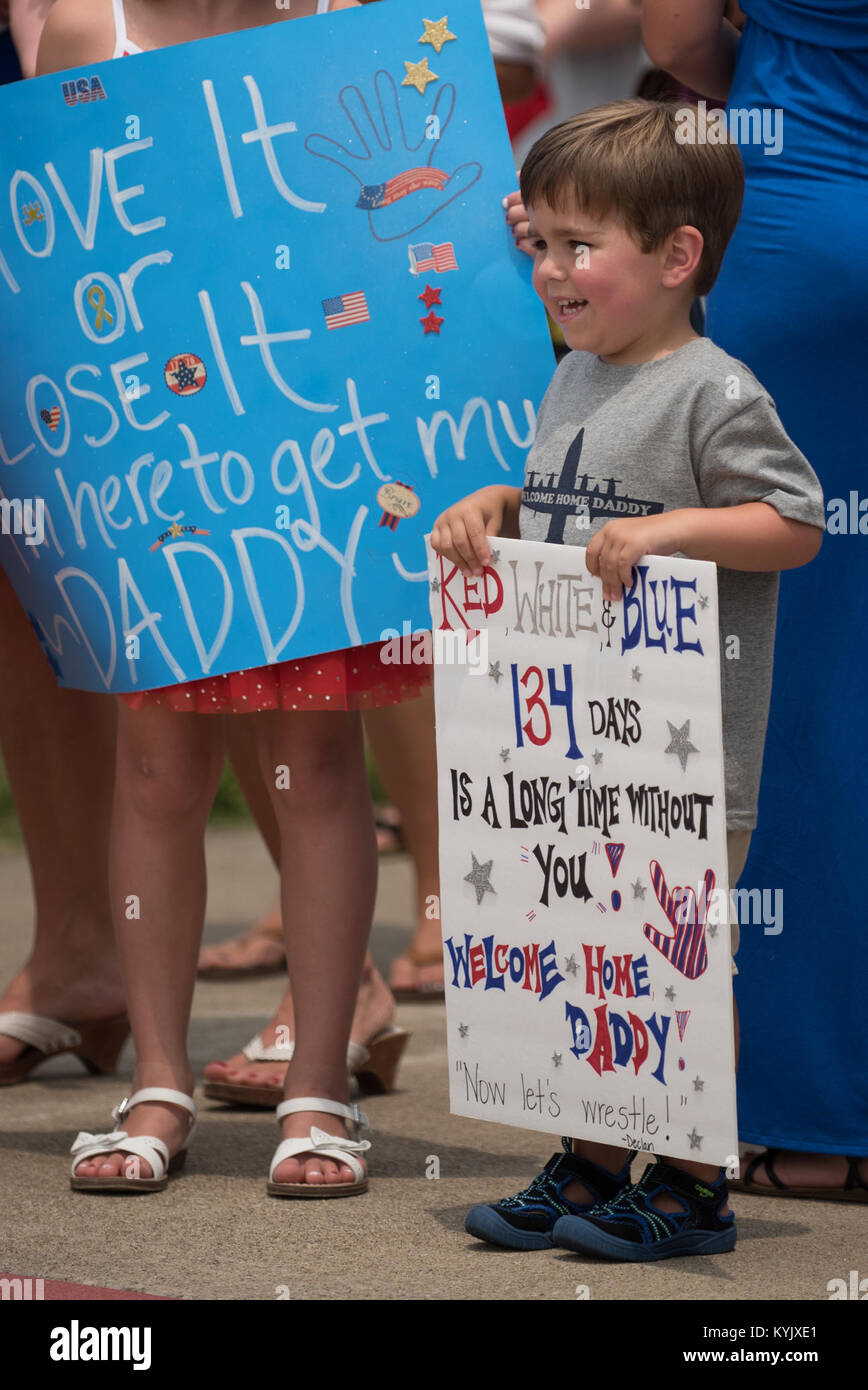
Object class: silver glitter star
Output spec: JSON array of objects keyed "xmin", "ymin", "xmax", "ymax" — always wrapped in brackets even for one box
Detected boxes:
[
  {"xmin": 664, "ymin": 985, "xmax": 676, "ymax": 1002},
  {"xmin": 698, "ymin": 594, "xmax": 709, "ymax": 609},
  {"xmin": 592, "ymin": 748, "xmax": 603, "ymax": 765},
  {"xmin": 687, "ymin": 1127, "xmax": 703, "ymax": 1150},
  {"xmin": 464, "ymin": 852, "xmax": 495, "ymax": 905},
  {"xmin": 552, "ymin": 1052, "xmax": 562, "ymax": 1068},
  {"xmin": 499, "ymin": 747, "xmax": 510, "ymax": 762},
  {"xmin": 632, "ymin": 879, "xmax": 647, "ymax": 900},
  {"xmin": 458, "ymin": 1023, "xmax": 469, "ymax": 1039},
  {"xmin": 489, "ymin": 548, "xmax": 500, "ymax": 563},
  {"xmin": 430, "ymin": 576, "xmax": 440, "ymax": 592},
  {"xmin": 632, "ymin": 666, "xmax": 642, "ymax": 682},
  {"xmin": 665, "ymin": 719, "xmax": 699, "ymax": 772},
  {"xmin": 693, "ymin": 1076, "xmax": 704, "ymax": 1092},
  {"xmin": 488, "ymin": 661, "xmax": 503, "ymax": 684},
  {"xmin": 564, "ymin": 954, "xmax": 578, "ymax": 976}
]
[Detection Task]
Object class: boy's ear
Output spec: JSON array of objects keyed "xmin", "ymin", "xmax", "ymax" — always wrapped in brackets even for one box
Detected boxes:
[{"xmin": 661, "ymin": 225, "xmax": 704, "ymax": 290}]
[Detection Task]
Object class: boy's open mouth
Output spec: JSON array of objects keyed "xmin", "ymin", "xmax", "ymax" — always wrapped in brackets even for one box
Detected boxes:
[{"xmin": 552, "ymin": 297, "xmax": 587, "ymax": 323}]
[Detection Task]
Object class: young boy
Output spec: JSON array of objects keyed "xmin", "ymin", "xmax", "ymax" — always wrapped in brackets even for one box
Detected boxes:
[{"xmin": 429, "ymin": 99, "xmax": 826, "ymax": 1262}]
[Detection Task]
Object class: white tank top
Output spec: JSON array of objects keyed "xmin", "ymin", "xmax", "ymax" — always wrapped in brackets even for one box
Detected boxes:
[{"xmin": 111, "ymin": 0, "xmax": 332, "ymax": 58}]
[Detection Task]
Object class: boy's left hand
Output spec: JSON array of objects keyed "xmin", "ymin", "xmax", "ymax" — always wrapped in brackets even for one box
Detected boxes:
[
  {"xmin": 585, "ymin": 514, "xmax": 685, "ymax": 601},
  {"xmin": 504, "ymin": 188, "xmax": 534, "ymax": 257}
]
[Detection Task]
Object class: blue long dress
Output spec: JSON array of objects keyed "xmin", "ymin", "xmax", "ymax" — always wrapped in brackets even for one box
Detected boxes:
[{"xmin": 706, "ymin": 0, "xmax": 868, "ymax": 1153}]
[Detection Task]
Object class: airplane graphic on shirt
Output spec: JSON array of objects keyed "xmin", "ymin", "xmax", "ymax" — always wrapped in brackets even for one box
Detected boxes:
[{"xmin": 522, "ymin": 427, "xmax": 665, "ymax": 541}]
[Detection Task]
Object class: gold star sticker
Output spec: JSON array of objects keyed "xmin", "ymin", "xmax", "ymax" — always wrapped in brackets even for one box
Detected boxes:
[
  {"xmin": 419, "ymin": 16, "xmax": 456, "ymax": 54},
  {"xmin": 402, "ymin": 56, "xmax": 438, "ymax": 94},
  {"xmin": 169, "ymin": 522, "xmax": 183, "ymax": 538}
]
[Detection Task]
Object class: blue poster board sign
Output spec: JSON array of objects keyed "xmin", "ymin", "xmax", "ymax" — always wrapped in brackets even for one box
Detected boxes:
[{"xmin": 0, "ymin": 0, "xmax": 553, "ymax": 692}]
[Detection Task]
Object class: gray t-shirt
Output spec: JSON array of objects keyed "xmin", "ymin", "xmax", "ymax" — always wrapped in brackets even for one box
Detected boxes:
[{"xmin": 518, "ymin": 338, "xmax": 826, "ymax": 828}]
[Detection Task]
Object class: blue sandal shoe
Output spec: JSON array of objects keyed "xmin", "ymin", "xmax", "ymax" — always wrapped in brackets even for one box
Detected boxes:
[
  {"xmin": 465, "ymin": 1139, "xmax": 634, "ymax": 1251},
  {"xmin": 552, "ymin": 1160, "xmax": 736, "ymax": 1262}
]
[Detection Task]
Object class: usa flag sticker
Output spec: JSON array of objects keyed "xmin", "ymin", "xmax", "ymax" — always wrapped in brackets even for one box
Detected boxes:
[
  {"xmin": 408, "ymin": 241, "xmax": 458, "ymax": 276},
  {"xmin": 321, "ymin": 291, "xmax": 370, "ymax": 330}
]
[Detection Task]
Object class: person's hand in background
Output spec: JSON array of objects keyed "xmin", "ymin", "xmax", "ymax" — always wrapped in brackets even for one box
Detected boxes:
[{"xmin": 538, "ymin": 0, "xmax": 641, "ymax": 61}]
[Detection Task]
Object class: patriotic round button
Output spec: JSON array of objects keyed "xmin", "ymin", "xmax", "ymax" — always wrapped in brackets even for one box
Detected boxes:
[
  {"xmin": 377, "ymin": 482, "xmax": 420, "ymax": 520},
  {"xmin": 164, "ymin": 352, "xmax": 207, "ymax": 396}
]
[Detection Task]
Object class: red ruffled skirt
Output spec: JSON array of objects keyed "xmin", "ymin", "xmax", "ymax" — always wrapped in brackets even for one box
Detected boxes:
[{"xmin": 120, "ymin": 639, "xmax": 432, "ymax": 714}]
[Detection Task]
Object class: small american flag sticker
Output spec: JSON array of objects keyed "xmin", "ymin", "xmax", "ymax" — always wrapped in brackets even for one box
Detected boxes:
[
  {"xmin": 321, "ymin": 291, "xmax": 370, "ymax": 330},
  {"xmin": 408, "ymin": 241, "xmax": 458, "ymax": 276}
]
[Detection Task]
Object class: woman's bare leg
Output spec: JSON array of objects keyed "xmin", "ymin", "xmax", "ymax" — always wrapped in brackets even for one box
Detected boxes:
[
  {"xmin": 0, "ymin": 565, "xmax": 123, "ymax": 1063},
  {"xmin": 202, "ymin": 715, "xmax": 393, "ymax": 1092},
  {"xmin": 196, "ymin": 716, "xmax": 285, "ymax": 975},
  {"xmin": 364, "ymin": 686, "xmax": 442, "ymax": 992},
  {"xmin": 74, "ymin": 704, "xmax": 225, "ymax": 1178},
  {"xmin": 254, "ymin": 709, "xmax": 376, "ymax": 1185}
]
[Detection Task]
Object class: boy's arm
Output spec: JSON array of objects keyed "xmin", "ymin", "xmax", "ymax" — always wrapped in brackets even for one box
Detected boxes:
[
  {"xmin": 588, "ymin": 391, "xmax": 826, "ymax": 600},
  {"xmin": 670, "ymin": 502, "xmax": 822, "ymax": 571},
  {"xmin": 585, "ymin": 504, "xmax": 822, "ymax": 601},
  {"xmin": 497, "ymin": 484, "xmax": 523, "ymax": 540}
]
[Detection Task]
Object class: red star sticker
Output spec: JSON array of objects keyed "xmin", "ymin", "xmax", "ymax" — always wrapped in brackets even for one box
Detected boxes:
[
  {"xmin": 421, "ymin": 310, "xmax": 444, "ymax": 334},
  {"xmin": 418, "ymin": 283, "xmax": 442, "ymax": 309}
]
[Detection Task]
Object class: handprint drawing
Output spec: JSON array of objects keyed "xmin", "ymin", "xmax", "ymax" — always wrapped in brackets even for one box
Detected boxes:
[
  {"xmin": 305, "ymin": 71, "xmax": 482, "ymax": 242},
  {"xmin": 643, "ymin": 860, "xmax": 717, "ymax": 980}
]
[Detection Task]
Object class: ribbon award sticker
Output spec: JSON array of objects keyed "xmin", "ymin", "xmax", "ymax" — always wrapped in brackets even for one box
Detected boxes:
[{"xmin": 377, "ymin": 481, "xmax": 421, "ymax": 531}]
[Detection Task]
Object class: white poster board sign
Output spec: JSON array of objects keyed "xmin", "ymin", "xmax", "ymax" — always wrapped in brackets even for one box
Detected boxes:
[{"xmin": 427, "ymin": 535, "xmax": 738, "ymax": 1165}]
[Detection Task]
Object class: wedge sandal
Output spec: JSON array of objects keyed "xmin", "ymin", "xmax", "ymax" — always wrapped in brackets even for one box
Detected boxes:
[
  {"xmin": 203, "ymin": 1026, "xmax": 409, "ymax": 1106},
  {"xmin": 0, "ymin": 1011, "xmax": 129, "ymax": 1086}
]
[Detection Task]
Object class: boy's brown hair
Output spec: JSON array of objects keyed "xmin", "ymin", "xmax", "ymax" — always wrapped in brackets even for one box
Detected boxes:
[{"xmin": 519, "ymin": 100, "xmax": 745, "ymax": 298}]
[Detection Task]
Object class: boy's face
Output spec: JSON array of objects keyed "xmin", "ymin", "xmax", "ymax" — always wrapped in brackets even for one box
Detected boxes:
[{"xmin": 526, "ymin": 195, "xmax": 682, "ymax": 363}]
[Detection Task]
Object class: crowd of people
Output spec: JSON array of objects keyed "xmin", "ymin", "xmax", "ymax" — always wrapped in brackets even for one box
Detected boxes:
[{"xmin": 0, "ymin": 0, "xmax": 865, "ymax": 1261}]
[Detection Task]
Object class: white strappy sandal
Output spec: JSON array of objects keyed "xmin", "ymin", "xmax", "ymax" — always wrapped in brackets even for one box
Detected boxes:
[
  {"xmin": 268, "ymin": 1098, "xmax": 370, "ymax": 1199},
  {"xmin": 70, "ymin": 1087, "xmax": 197, "ymax": 1193}
]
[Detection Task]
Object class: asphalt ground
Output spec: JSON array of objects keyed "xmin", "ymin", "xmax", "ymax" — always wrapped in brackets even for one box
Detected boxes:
[{"xmin": 1, "ymin": 825, "xmax": 865, "ymax": 1301}]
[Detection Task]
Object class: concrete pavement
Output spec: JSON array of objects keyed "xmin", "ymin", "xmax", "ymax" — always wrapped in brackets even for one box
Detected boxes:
[{"xmin": 1, "ymin": 825, "xmax": 865, "ymax": 1300}]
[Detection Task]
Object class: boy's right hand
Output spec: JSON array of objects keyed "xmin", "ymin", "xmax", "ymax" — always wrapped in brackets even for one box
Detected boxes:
[{"xmin": 430, "ymin": 487, "xmax": 509, "ymax": 578}]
